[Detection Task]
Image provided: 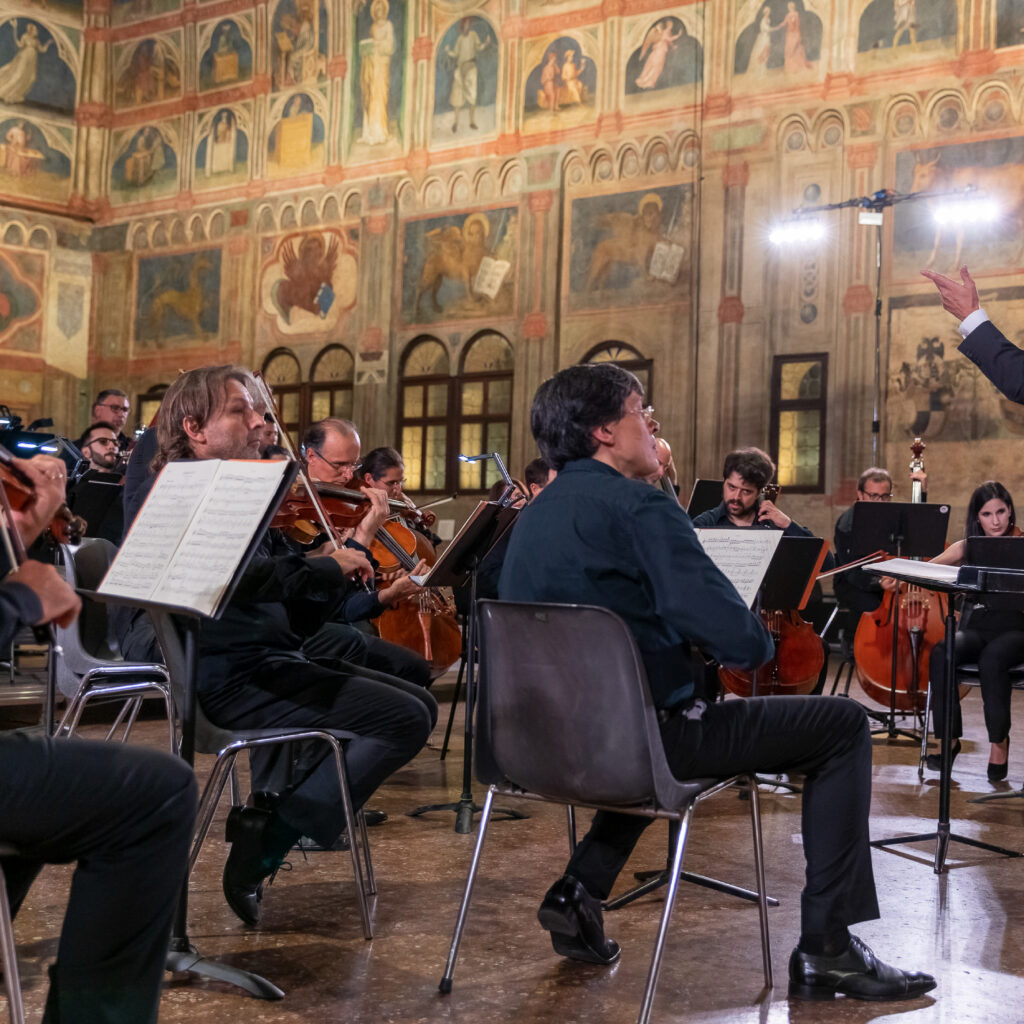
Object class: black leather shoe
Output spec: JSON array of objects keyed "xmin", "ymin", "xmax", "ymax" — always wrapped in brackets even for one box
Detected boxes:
[
  {"xmin": 789, "ymin": 936, "xmax": 936, "ymax": 1001},
  {"xmin": 925, "ymin": 739, "xmax": 961, "ymax": 773},
  {"xmin": 363, "ymin": 808, "xmax": 388, "ymax": 827},
  {"xmin": 988, "ymin": 739, "xmax": 1010, "ymax": 781},
  {"xmin": 537, "ymin": 875, "xmax": 620, "ymax": 966},
  {"xmin": 223, "ymin": 806, "xmax": 272, "ymax": 927}
]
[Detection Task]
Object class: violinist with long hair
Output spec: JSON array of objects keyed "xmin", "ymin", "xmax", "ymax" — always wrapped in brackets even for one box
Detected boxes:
[{"xmin": 924, "ymin": 481, "xmax": 1024, "ymax": 778}]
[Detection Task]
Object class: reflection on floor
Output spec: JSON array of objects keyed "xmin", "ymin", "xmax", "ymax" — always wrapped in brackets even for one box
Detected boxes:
[{"xmin": 5, "ymin": 681, "xmax": 1024, "ymax": 1023}]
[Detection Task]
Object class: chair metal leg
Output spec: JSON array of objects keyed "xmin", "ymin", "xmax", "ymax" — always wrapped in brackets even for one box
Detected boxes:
[
  {"xmin": 637, "ymin": 803, "xmax": 693, "ymax": 1024},
  {"xmin": 919, "ymin": 682, "xmax": 935, "ymax": 778},
  {"xmin": 439, "ymin": 655, "xmax": 466, "ymax": 761},
  {"xmin": 104, "ymin": 697, "xmax": 138, "ymax": 743},
  {"xmin": 328, "ymin": 737, "xmax": 374, "ymax": 940},
  {"xmin": 745, "ymin": 775, "xmax": 773, "ymax": 989},
  {"xmin": 566, "ymin": 805, "xmax": 577, "ymax": 854},
  {"xmin": 0, "ymin": 863, "xmax": 26, "ymax": 1024},
  {"xmin": 439, "ymin": 785, "xmax": 495, "ymax": 994},
  {"xmin": 228, "ymin": 761, "xmax": 241, "ymax": 808},
  {"xmin": 189, "ymin": 751, "xmax": 239, "ymax": 875},
  {"xmin": 354, "ymin": 808, "xmax": 376, "ymax": 897}
]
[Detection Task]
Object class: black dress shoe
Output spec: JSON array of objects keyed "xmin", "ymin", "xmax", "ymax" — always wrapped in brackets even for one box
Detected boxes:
[
  {"xmin": 925, "ymin": 739, "xmax": 961, "ymax": 772},
  {"xmin": 789, "ymin": 936, "xmax": 937, "ymax": 1001},
  {"xmin": 537, "ymin": 875, "xmax": 620, "ymax": 966},
  {"xmin": 223, "ymin": 806, "xmax": 272, "ymax": 927},
  {"xmin": 988, "ymin": 739, "xmax": 1010, "ymax": 781},
  {"xmin": 363, "ymin": 808, "xmax": 388, "ymax": 827}
]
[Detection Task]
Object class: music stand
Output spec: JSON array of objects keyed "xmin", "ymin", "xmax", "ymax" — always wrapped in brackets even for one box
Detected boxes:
[
  {"xmin": 407, "ymin": 500, "xmax": 527, "ymax": 834},
  {"xmin": 865, "ymin": 559, "xmax": 1022, "ymax": 871},
  {"xmin": 686, "ymin": 479, "xmax": 721, "ymax": 519},
  {"xmin": 849, "ymin": 501, "xmax": 949, "ymax": 741}
]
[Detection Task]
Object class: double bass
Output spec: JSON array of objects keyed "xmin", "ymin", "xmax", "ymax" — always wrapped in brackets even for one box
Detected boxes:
[
  {"xmin": 718, "ymin": 483, "xmax": 826, "ymax": 697},
  {"xmin": 853, "ymin": 438, "xmax": 946, "ymax": 712}
]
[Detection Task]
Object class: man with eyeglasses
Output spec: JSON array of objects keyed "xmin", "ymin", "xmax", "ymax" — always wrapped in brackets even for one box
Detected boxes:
[
  {"xmin": 66, "ymin": 423, "xmax": 125, "ymax": 543},
  {"xmin": 78, "ymin": 388, "xmax": 132, "ymax": 453}
]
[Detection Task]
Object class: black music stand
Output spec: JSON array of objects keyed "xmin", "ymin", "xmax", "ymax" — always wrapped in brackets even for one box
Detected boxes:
[
  {"xmin": 865, "ymin": 560, "xmax": 1022, "ymax": 872},
  {"xmin": 849, "ymin": 501, "xmax": 949, "ymax": 741},
  {"xmin": 407, "ymin": 500, "xmax": 527, "ymax": 834},
  {"xmin": 686, "ymin": 479, "xmax": 721, "ymax": 519},
  {"xmin": 88, "ymin": 459, "xmax": 298, "ymax": 1000}
]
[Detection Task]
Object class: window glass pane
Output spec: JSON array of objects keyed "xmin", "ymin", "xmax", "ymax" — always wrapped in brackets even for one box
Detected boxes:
[
  {"xmin": 488, "ymin": 377, "xmax": 511, "ymax": 415},
  {"xmin": 263, "ymin": 351, "xmax": 302, "ymax": 385},
  {"xmin": 777, "ymin": 410, "xmax": 820, "ymax": 487},
  {"xmin": 425, "ymin": 425, "xmax": 447, "ymax": 490},
  {"xmin": 632, "ymin": 367, "xmax": 650, "ymax": 395},
  {"xmin": 311, "ymin": 391, "xmax": 332, "ymax": 423},
  {"xmin": 463, "ymin": 332, "xmax": 513, "ymax": 373},
  {"xmin": 428, "ymin": 383, "xmax": 449, "ymax": 417},
  {"xmin": 311, "ymin": 346, "xmax": 353, "ymax": 382},
  {"xmin": 588, "ymin": 342, "xmax": 643, "ymax": 363},
  {"xmin": 405, "ymin": 339, "xmax": 449, "ymax": 377},
  {"xmin": 333, "ymin": 389, "xmax": 353, "ymax": 420},
  {"xmin": 459, "ymin": 423, "xmax": 483, "ymax": 488},
  {"xmin": 402, "ymin": 427, "xmax": 423, "ymax": 490},
  {"xmin": 462, "ymin": 381, "xmax": 484, "ymax": 415},
  {"xmin": 485, "ymin": 422, "xmax": 510, "ymax": 487},
  {"xmin": 780, "ymin": 360, "xmax": 822, "ymax": 401},
  {"xmin": 403, "ymin": 385, "xmax": 423, "ymax": 418},
  {"xmin": 280, "ymin": 391, "xmax": 299, "ymax": 423}
]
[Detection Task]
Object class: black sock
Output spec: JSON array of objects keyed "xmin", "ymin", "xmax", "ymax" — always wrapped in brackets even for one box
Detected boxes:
[
  {"xmin": 260, "ymin": 812, "xmax": 302, "ymax": 873},
  {"xmin": 798, "ymin": 928, "xmax": 851, "ymax": 957}
]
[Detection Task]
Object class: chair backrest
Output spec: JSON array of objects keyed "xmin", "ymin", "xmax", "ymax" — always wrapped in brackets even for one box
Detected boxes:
[
  {"xmin": 55, "ymin": 540, "xmax": 121, "ymax": 695},
  {"xmin": 475, "ymin": 600, "xmax": 687, "ymax": 809}
]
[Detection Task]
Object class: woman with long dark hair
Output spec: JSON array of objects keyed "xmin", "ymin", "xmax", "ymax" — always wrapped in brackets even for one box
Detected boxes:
[{"xmin": 926, "ymin": 481, "xmax": 1024, "ymax": 779}]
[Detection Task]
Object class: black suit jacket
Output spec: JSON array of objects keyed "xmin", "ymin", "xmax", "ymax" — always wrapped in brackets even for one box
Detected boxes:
[{"xmin": 959, "ymin": 319, "xmax": 1024, "ymax": 403}]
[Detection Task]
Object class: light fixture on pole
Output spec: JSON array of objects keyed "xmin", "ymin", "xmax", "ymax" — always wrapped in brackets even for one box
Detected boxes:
[{"xmin": 458, "ymin": 450, "xmax": 516, "ymax": 505}]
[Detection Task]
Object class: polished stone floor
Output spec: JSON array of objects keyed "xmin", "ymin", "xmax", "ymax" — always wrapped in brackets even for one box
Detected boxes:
[{"xmin": 5, "ymin": 677, "xmax": 1024, "ymax": 1023}]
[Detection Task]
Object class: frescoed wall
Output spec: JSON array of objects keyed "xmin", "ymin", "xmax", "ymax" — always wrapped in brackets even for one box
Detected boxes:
[
  {"xmin": 197, "ymin": 18, "xmax": 254, "ymax": 93},
  {"xmin": 133, "ymin": 248, "xmax": 222, "ymax": 348},
  {"xmin": 350, "ymin": 0, "xmax": 406, "ymax": 160},
  {"xmin": 432, "ymin": 17, "xmax": 499, "ymax": 145},
  {"xmin": 0, "ymin": 17, "xmax": 77, "ymax": 116}
]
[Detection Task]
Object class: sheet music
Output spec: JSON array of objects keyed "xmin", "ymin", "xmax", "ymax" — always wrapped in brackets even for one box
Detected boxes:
[
  {"xmin": 865, "ymin": 558, "xmax": 959, "ymax": 586},
  {"xmin": 695, "ymin": 529, "xmax": 782, "ymax": 607},
  {"xmin": 99, "ymin": 459, "xmax": 289, "ymax": 616}
]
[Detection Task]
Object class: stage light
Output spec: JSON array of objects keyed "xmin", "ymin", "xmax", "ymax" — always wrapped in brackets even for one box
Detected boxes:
[
  {"xmin": 768, "ymin": 218, "xmax": 826, "ymax": 246},
  {"xmin": 932, "ymin": 198, "xmax": 1000, "ymax": 226}
]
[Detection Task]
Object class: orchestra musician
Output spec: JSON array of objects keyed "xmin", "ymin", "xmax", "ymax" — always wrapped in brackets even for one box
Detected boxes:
[
  {"xmin": 76, "ymin": 388, "xmax": 132, "ymax": 453},
  {"xmin": 66, "ymin": 422, "xmax": 125, "ymax": 544},
  {"xmin": 923, "ymin": 481, "xmax": 1024, "ymax": 779},
  {"xmin": 356, "ymin": 445, "xmax": 442, "ymax": 548},
  {"xmin": 128, "ymin": 367, "xmax": 435, "ymax": 926},
  {"xmin": 1, "ymin": 452, "xmax": 196, "ymax": 1022},
  {"xmin": 499, "ymin": 363, "xmax": 936, "ymax": 1002}
]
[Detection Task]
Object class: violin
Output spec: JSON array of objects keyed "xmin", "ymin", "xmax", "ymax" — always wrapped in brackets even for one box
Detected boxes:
[
  {"xmin": 853, "ymin": 438, "xmax": 946, "ymax": 712},
  {"xmin": 718, "ymin": 484, "xmax": 826, "ymax": 697},
  {"xmin": 0, "ymin": 445, "xmax": 86, "ymax": 546}
]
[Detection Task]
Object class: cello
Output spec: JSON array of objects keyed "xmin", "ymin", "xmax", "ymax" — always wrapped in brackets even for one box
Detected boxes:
[
  {"xmin": 853, "ymin": 438, "xmax": 946, "ymax": 712},
  {"xmin": 718, "ymin": 484, "xmax": 827, "ymax": 697}
]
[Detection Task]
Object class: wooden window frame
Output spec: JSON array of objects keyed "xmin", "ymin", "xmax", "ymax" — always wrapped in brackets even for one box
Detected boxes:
[
  {"xmin": 581, "ymin": 341, "xmax": 654, "ymax": 404},
  {"xmin": 769, "ymin": 352, "xmax": 828, "ymax": 495}
]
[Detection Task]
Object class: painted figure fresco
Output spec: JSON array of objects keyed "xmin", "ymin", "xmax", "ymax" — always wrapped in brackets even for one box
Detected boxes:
[
  {"xmin": 0, "ymin": 19, "xmax": 76, "ymax": 116},
  {"xmin": 260, "ymin": 228, "xmax": 359, "ymax": 335},
  {"xmin": 625, "ymin": 17, "xmax": 702, "ymax": 95},
  {"xmin": 734, "ymin": 1, "xmax": 821, "ymax": 76},
  {"xmin": 353, "ymin": 0, "xmax": 405, "ymax": 152},
  {"xmin": 523, "ymin": 35, "xmax": 597, "ymax": 127},
  {"xmin": 0, "ymin": 249, "xmax": 42, "ymax": 349},
  {"xmin": 114, "ymin": 38, "xmax": 182, "ymax": 109},
  {"xmin": 199, "ymin": 20, "xmax": 253, "ymax": 91},
  {"xmin": 858, "ymin": 0, "xmax": 956, "ymax": 52},
  {"xmin": 0, "ymin": 116, "xmax": 71, "ymax": 202},
  {"xmin": 568, "ymin": 185, "xmax": 693, "ymax": 311},
  {"xmin": 111, "ymin": 0, "xmax": 180, "ymax": 28},
  {"xmin": 433, "ymin": 16, "xmax": 498, "ymax": 142},
  {"xmin": 271, "ymin": 0, "xmax": 326, "ymax": 91},
  {"xmin": 134, "ymin": 248, "xmax": 221, "ymax": 345},
  {"xmin": 893, "ymin": 136, "xmax": 1024, "ymax": 274},
  {"xmin": 267, "ymin": 93, "xmax": 325, "ymax": 174},
  {"xmin": 111, "ymin": 125, "xmax": 177, "ymax": 201},
  {"xmin": 401, "ymin": 206, "xmax": 517, "ymax": 324},
  {"xmin": 194, "ymin": 109, "xmax": 248, "ymax": 188}
]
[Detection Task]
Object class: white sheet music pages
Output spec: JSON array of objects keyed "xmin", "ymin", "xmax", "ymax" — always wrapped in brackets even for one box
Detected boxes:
[
  {"xmin": 694, "ymin": 529, "xmax": 783, "ymax": 608},
  {"xmin": 865, "ymin": 558, "xmax": 959, "ymax": 587},
  {"xmin": 99, "ymin": 459, "xmax": 289, "ymax": 618}
]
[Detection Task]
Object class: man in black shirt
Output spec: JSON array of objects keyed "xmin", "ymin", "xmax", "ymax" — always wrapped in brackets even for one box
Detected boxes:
[
  {"xmin": 833, "ymin": 468, "xmax": 893, "ymax": 616},
  {"xmin": 77, "ymin": 388, "xmax": 132, "ymax": 453},
  {"xmin": 66, "ymin": 423, "xmax": 125, "ymax": 544},
  {"xmin": 499, "ymin": 364, "xmax": 935, "ymax": 1003}
]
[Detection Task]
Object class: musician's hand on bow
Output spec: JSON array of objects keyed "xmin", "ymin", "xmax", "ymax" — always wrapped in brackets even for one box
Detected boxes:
[
  {"xmin": 328, "ymin": 546, "xmax": 374, "ymax": 585},
  {"xmin": 8, "ymin": 559, "xmax": 80, "ymax": 627},
  {"xmin": 8, "ymin": 455, "xmax": 66, "ymax": 547},
  {"xmin": 879, "ymin": 575, "xmax": 899, "ymax": 592},
  {"xmin": 353, "ymin": 487, "xmax": 389, "ymax": 548},
  {"xmin": 911, "ymin": 468, "xmax": 927, "ymax": 491},
  {"xmin": 756, "ymin": 499, "xmax": 791, "ymax": 529},
  {"xmin": 920, "ymin": 266, "xmax": 980, "ymax": 322},
  {"xmin": 379, "ymin": 560, "xmax": 428, "ymax": 607}
]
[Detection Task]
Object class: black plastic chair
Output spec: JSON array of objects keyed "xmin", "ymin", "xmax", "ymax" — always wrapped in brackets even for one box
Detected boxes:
[
  {"xmin": 440, "ymin": 600, "xmax": 772, "ymax": 1024},
  {"xmin": 0, "ymin": 844, "xmax": 25, "ymax": 1024},
  {"xmin": 55, "ymin": 541, "xmax": 175, "ymax": 750},
  {"xmin": 149, "ymin": 612, "xmax": 376, "ymax": 939}
]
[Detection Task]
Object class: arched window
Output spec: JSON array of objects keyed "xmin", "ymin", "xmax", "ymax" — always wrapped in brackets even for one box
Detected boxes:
[
  {"xmin": 582, "ymin": 341, "xmax": 654, "ymax": 402},
  {"xmin": 261, "ymin": 347, "xmax": 303, "ymax": 444},
  {"xmin": 399, "ymin": 337, "xmax": 452, "ymax": 492},
  {"xmin": 310, "ymin": 344, "xmax": 354, "ymax": 423},
  {"xmin": 457, "ymin": 331, "xmax": 514, "ymax": 491}
]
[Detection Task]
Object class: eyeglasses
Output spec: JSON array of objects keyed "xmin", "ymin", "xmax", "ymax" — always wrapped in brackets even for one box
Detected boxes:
[
  {"xmin": 86, "ymin": 437, "xmax": 117, "ymax": 448},
  {"xmin": 861, "ymin": 491, "xmax": 893, "ymax": 502},
  {"xmin": 311, "ymin": 449, "xmax": 356, "ymax": 473},
  {"xmin": 98, "ymin": 402, "xmax": 130, "ymax": 413}
]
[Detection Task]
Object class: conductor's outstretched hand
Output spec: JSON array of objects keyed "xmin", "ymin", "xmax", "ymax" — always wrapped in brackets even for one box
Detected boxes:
[{"xmin": 921, "ymin": 265, "xmax": 980, "ymax": 321}]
